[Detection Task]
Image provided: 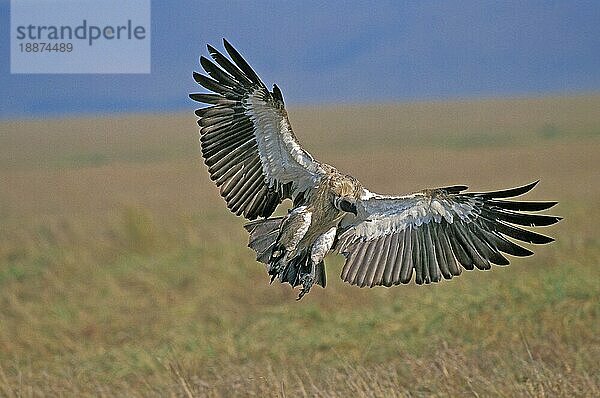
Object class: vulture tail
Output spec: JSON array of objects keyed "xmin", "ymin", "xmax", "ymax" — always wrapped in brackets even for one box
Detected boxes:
[
  {"xmin": 244, "ymin": 217, "xmax": 283, "ymax": 264},
  {"xmin": 244, "ymin": 218, "xmax": 326, "ymax": 290}
]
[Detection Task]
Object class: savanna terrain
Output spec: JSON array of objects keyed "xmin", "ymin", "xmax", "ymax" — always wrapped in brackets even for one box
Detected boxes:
[{"xmin": 0, "ymin": 94, "xmax": 599, "ymax": 396}]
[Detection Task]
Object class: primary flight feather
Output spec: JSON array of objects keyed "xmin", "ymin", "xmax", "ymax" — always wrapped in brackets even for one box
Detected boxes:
[{"xmin": 190, "ymin": 39, "xmax": 561, "ymax": 299}]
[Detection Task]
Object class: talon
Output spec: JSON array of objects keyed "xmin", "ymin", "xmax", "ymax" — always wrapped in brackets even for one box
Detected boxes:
[
  {"xmin": 268, "ymin": 261, "xmax": 283, "ymax": 282},
  {"xmin": 296, "ymin": 289, "xmax": 307, "ymax": 300},
  {"xmin": 296, "ymin": 273, "xmax": 314, "ymax": 300}
]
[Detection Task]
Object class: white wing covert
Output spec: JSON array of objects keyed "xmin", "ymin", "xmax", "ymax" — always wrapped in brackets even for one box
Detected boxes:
[
  {"xmin": 190, "ymin": 39, "xmax": 324, "ymax": 220},
  {"xmin": 335, "ymin": 181, "xmax": 561, "ymax": 287}
]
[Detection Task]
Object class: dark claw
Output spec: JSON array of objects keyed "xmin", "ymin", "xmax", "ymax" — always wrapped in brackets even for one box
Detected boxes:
[
  {"xmin": 296, "ymin": 284, "xmax": 311, "ymax": 300},
  {"xmin": 296, "ymin": 273, "xmax": 314, "ymax": 300},
  {"xmin": 268, "ymin": 260, "xmax": 282, "ymax": 283}
]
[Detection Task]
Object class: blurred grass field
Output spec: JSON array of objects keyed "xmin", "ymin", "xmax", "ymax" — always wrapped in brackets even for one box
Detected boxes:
[{"xmin": 0, "ymin": 94, "xmax": 599, "ymax": 396}]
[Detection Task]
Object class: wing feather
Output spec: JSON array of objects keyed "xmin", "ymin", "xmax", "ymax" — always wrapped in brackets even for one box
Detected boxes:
[
  {"xmin": 489, "ymin": 200, "xmax": 558, "ymax": 212},
  {"xmin": 439, "ymin": 225, "xmax": 461, "ymax": 276},
  {"xmin": 199, "ymin": 56, "xmax": 242, "ymax": 90},
  {"xmin": 336, "ymin": 182, "xmax": 560, "ymax": 287},
  {"xmin": 399, "ymin": 230, "xmax": 413, "ymax": 284},
  {"xmin": 372, "ymin": 234, "xmax": 393, "ymax": 287},
  {"xmin": 454, "ymin": 221, "xmax": 490, "ymax": 270},
  {"xmin": 356, "ymin": 240, "xmax": 378, "ymax": 287},
  {"xmin": 222, "ymin": 39, "xmax": 266, "ymax": 87},
  {"xmin": 426, "ymin": 225, "xmax": 442, "ymax": 282},
  {"xmin": 467, "ymin": 223, "xmax": 509, "ymax": 266},
  {"xmin": 207, "ymin": 44, "xmax": 254, "ymax": 86},
  {"xmin": 412, "ymin": 227, "xmax": 424, "ymax": 284},
  {"xmin": 191, "ymin": 39, "xmax": 324, "ymax": 219},
  {"xmin": 383, "ymin": 233, "xmax": 401, "ymax": 286},
  {"xmin": 447, "ymin": 225, "xmax": 474, "ymax": 270},
  {"xmin": 433, "ymin": 225, "xmax": 452, "ymax": 279}
]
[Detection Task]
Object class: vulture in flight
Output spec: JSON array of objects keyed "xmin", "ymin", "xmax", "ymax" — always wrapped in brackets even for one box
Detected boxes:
[{"xmin": 190, "ymin": 39, "xmax": 561, "ymax": 299}]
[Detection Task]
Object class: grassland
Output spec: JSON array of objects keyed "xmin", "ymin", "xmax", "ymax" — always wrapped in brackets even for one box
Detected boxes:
[{"xmin": 0, "ymin": 94, "xmax": 599, "ymax": 396}]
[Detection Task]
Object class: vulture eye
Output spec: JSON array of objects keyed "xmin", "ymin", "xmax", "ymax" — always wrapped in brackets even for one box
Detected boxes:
[{"xmin": 338, "ymin": 198, "xmax": 358, "ymax": 215}]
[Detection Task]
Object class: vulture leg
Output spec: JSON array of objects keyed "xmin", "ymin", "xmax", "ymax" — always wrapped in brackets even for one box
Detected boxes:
[{"xmin": 297, "ymin": 260, "xmax": 316, "ymax": 300}]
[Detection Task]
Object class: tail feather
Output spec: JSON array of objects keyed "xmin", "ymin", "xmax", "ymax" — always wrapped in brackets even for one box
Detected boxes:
[
  {"xmin": 251, "ymin": 231, "xmax": 279, "ymax": 258},
  {"xmin": 244, "ymin": 217, "xmax": 283, "ymax": 264},
  {"xmin": 244, "ymin": 216, "xmax": 283, "ymax": 237},
  {"xmin": 315, "ymin": 261, "xmax": 326, "ymax": 288},
  {"xmin": 244, "ymin": 217, "xmax": 326, "ymax": 290}
]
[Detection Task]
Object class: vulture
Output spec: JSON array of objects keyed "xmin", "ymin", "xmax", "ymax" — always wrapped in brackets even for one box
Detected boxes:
[{"xmin": 190, "ymin": 39, "xmax": 561, "ymax": 299}]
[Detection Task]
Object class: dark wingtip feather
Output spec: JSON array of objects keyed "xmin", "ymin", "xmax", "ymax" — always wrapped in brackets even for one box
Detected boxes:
[
  {"xmin": 480, "ymin": 180, "xmax": 540, "ymax": 198},
  {"xmin": 547, "ymin": 215, "xmax": 563, "ymax": 225},
  {"xmin": 222, "ymin": 37, "xmax": 233, "ymax": 51},
  {"xmin": 190, "ymin": 93, "xmax": 236, "ymax": 106},
  {"xmin": 205, "ymin": 43, "xmax": 254, "ymax": 88},
  {"xmin": 200, "ymin": 55, "xmax": 242, "ymax": 89},
  {"xmin": 193, "ymin": 72, "xmax": 239, "ymax": 96},
  {"xmin": 485, "ymin": 208, "xmax": 563, "ymax": 227},
  {"xmin": 192, "ymin": 71, "xmax": 205, "ymax": 84},
  {"xmin": 222, "ymin": 38, "xmax": 264, "ymax": 86},
  {"xmin": 495, "ymin": 221, "xmax": 555, "ymax": 244},
  {"xmin": 272, "ymin": 84, "xmax": 284, "ymax": 105},
  {"xmin": 199, "ymin": 55, "xmax": 212, "ymax": 70},
  {"xmin": 490, "ymin": 200, "xmax": 559, "ymax": 212},
  {"xmin": 189, "ymin": 92, "xmax": 216, "ymax": 102},
  {"xmin": 512, "ymin": 247, "xmax": 535, "ymax": 257},
  {"xmin": 442, "ymin": 185, "xmax": 469, "ymax": 194}
]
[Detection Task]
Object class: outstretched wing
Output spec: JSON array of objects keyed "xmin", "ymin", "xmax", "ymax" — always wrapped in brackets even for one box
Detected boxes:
[
  {"xmin": 190, "ymin": 39, "xmax": 324, "ymax": 220},
  {"xmin": 335, "ymin": 181, "xmax": 561, "ymax": 287}
]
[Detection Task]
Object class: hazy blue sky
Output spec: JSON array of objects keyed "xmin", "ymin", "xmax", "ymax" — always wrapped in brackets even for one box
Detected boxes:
[{"xmin": 1, "ymin": 1, "xmax": 599, "ymax": 118}]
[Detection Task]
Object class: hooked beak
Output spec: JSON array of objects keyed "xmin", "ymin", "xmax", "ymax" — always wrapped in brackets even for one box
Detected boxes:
[{"xmin": 339, "ymin": 198, "xmax": 358, "ymax": 216}]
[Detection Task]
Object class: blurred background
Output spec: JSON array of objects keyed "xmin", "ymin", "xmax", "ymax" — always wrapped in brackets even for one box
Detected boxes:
[
  {"xmin": 1, "ymin": 1, "xmax": 599, "ymax": 396},
  {"xmin": 2, "ymin": 1, "xmax": 600, "ymax": 117}
]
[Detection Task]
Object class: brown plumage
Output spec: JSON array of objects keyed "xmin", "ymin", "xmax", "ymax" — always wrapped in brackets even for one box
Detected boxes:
[{"xmin": 190, "ymin": 39, "xmax": 561, "ymax": 299}]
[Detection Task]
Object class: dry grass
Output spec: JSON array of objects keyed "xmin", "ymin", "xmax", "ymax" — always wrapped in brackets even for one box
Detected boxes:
[{"xmin": 0, "ymin": 94, "xmax": 599, "ymax": 396}]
